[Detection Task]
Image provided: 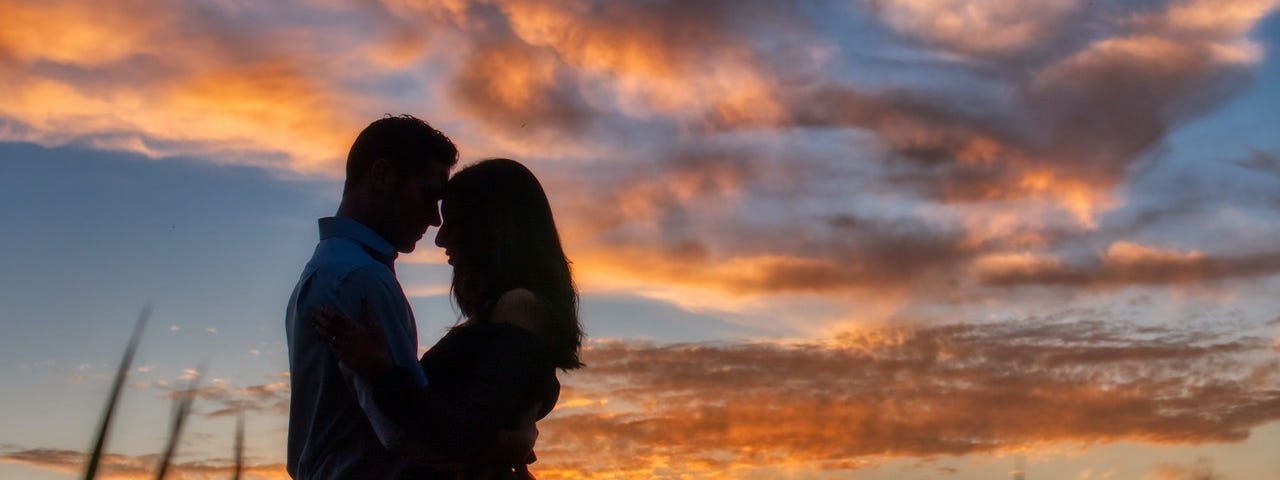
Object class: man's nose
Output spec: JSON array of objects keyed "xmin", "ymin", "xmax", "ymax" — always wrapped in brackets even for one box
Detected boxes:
[{"xmin": 426, "ymin": 207, "xmax": 442, "ymax": 228}]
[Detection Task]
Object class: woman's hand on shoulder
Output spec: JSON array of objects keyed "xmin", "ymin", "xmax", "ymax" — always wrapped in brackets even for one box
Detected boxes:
[
  {"xmin": 492, "ymin": 288, "xmax": 549, "ymax": 337},
  {"xmin": 312, "ymin": 299, "xmax": 393, "ymax": 379}
]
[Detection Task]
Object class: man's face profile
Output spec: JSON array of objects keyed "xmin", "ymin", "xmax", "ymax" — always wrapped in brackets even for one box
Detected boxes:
[{"xmin": 384, "ymin": 160, "xmax": 449, "ymax": 254}]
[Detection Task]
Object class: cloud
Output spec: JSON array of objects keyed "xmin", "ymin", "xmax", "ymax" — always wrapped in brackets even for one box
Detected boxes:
[
  {"xmin": 503, "ymin": 0, "xmax": 1278, "ymax": 302},
  {"xmin": 570, "ymin": 212, "xmax": 972, "ymax": 299},
  {"xmin": 448, "ymin": 37, "xmax": 596, "ymax": 136},
  {"xmin": 158, "ymin": 373, "xmax": 291, "ymax": 418},
  {"xmin": 869, "ymin": 0, "xmax": 1087, "ymax": 56},
  {"xmin": 1145, "ymin": 457, "xmax": 1223, "ymax": 480},
  {"xmin": 0, "ymin": 1, "xmax": 166, "ymax": 66},
  {"xmin": 8, "ymin": 316, "xmax": 1278, "ymax": 477},
  {"xmin": 4, "ymin": 0, "xmax": 1280, "ymax": 311},
  {"xmin": 979, "ymin": 241, "xmax": 1280, "ymax": 288},
  {"xmin": 0, "ymin": 447, "xmax": 286, "ymax": 480},
  {"xmin": 404, "ymin": 283, "xmax": 452, "ymax": 298},
  {"xmin": 482, "ymin": 0, "xmax": 801, "ymax": 125},
  {"xmin": 530, "ymin": 315, "xmax": 1280, "ymax": 476},
  {"xmin": 0, "ymin": 0, "xmax": 364, "ymax": 174},
  {"xmin": 363, "ymin": 0, "xmax": 810, "ymax": 155},
  {"xmin": 1234, "ymin": 149, "xmax": 1280, "ymax": 175},
  {"xmin": 776, "ymin": 0, "xmax": 1274, "ymax": 206}
]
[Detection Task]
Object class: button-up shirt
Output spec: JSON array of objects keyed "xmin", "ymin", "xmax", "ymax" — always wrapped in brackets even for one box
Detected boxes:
[{"xmin": 285, "ymin": 216, "xmax": 429, "ymax": 479}]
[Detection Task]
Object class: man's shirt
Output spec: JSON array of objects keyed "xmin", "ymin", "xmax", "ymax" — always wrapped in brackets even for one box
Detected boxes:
[{"xmin": 285, "ymin": 216, "xmax": 429, "ymax": 479}]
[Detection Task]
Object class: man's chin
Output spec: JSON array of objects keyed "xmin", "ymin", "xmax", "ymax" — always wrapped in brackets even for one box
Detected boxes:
[{"xmin": 396, "ymin": 233, "xmax": 426, "ymax": 254}]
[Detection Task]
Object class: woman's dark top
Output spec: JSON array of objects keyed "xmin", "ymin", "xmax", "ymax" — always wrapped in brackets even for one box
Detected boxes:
[{"xmin": 369, "ymin": 320, "xmax": 560, "ymax": 479}]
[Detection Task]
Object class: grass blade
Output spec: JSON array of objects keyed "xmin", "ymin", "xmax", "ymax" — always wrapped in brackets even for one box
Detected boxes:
[
  {"xmin": 154, "ymin": 361, "xmax": 205, "ymax": 480},
  {"xmin": 83, "ymin": 305, "xmax": 152, "ymax": 480},
  {"xmin": 231, "ymin": 411, "xmax": 244, "ymax": 480}
]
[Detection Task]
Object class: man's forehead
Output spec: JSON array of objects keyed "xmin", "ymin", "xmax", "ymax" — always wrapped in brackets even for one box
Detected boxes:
[{"xmin": 423, "ymin": 162, "xmax": 450, "ymax": 186}]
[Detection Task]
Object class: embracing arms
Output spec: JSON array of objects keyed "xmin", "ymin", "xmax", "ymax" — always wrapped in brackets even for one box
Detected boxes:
[{"xmin": 313, "ymin": 288, "xmax": 552, "ymax": 464}]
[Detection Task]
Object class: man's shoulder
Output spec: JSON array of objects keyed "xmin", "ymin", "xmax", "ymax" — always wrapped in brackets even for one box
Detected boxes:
[{"xmin": 309, "ymin": 237, "xmax": 394, "ymax": 279}]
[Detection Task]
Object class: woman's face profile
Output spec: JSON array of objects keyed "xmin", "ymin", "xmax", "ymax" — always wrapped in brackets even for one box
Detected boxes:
[
  {"xmin": 435, "ymin": 196, "xmax": 462, "ymax": 266},
  {"xmin": 435, "ymin": 195, "xmax": 489, "ymax": 271}
]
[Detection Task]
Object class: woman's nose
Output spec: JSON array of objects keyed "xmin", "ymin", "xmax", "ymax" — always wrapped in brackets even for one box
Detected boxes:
[{"xmin": 434, "ymin": 227, "xmax": 449, "ymax": 248}]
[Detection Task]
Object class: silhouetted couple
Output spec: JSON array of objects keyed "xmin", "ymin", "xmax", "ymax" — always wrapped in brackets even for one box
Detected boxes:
[{"xmin": 285, "ymin": 115, "xmax": 584, "ymax": 479}]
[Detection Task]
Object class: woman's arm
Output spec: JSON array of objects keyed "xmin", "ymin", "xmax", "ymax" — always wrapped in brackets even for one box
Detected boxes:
[
  {"xmin": 312, "ymin": 291, "xmax": 550, "ymax": 463},
  {"xmin": 361, "ymin": 342, "xmax": 538, "ymax": 463}
]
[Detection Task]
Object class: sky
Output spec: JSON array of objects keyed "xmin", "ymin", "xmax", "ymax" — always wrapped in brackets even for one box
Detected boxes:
[{"xmin": 1, "ymin": 0, "xmax": 1279, "ymax": 478}]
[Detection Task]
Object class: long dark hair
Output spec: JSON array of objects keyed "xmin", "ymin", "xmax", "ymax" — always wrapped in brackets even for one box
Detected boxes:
[{"xmin": 446, "ymin": 158, "xmax": 583, "ymax": 370}]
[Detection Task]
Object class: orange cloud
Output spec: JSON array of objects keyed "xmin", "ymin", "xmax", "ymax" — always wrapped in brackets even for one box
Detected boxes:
[
  {"xmin": 5, "ymin": 0, "xmax": 1280, "ymax": 317},
  {"xmin": 166, "ymin": 61, "xmax": 359, "ymax": 173},
  {"xmin": 979, "ymin": 241, "xmax": 1280, "ymax": 288},
  {"xmin": 496, "ymin": 0, "xmax": 790, "ymax": 124},
  {"xmin": 448, "ymin": 38, "xmax": 594, "ymax": 137},
  {"xmin": 0, "ymin": 447, "xmax": 286, "ymax": 480},
  {"xmin": 11, "ymin": 316, "xmax": 1277, "ymax": 478},
  {"xmin": 526, "ymin": 317, "xmax": 1280, "ymax": 477},
  {"xmin": 1144, "ymin": 456, "xmax": 1222, "ymax": 480},
  {"xmin": 564, "ymin": 214, "xmax": 972, "ymax": 303},
  {"xmin": 871, "ymin": 0, "xmax": 1084, "ymax": 55},
  {"xmin": 0, "ymin": 0, "xmax": 363, "ymax": 174},
  {"xmin": 528, "ymin": 0, "xmax": 1276, "ymax": 304},
  {"xmin": 389, "ymin": 0, "xmax": 799, "ymax": 144},
  {"xmin": 0, "ymin": 1, "xmax": 168, "ymax": 66}
]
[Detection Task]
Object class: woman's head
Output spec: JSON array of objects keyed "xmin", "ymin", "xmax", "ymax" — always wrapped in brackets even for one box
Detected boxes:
[{"xmin": 435, "ymin": 158, "xmax": 583, "ymax": 369}]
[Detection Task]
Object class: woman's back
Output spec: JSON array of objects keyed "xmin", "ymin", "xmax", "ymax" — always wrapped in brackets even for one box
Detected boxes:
[
  {"xmin": 396, "ymin": 320, "xmax": 560, "ymax": 479},
  {"xmin": 422, "ymin": 322, "xmax": 560, "ymax": 427}
]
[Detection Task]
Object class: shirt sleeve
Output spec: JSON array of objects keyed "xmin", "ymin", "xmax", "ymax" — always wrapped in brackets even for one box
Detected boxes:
[{"xmin": 335, "ymin": 264, "xmax": 428, "ymax": 449}]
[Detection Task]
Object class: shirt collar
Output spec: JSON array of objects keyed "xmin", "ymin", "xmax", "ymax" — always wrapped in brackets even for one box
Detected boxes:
[{"xmin": 318, "ymin": 216, "xmax": 398, "ymax": 266}]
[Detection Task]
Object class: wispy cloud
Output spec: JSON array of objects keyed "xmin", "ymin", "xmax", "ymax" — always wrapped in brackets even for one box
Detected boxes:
[
  {"xmin": 0, "ymin": 447, "xmax": 286, "ymax": 480},
  {"xmin": 159, "ymin": 372, "xmax": 292, "ymax": 419},
  {"xmin": 1145, "ymin": 456, "xmax": 1223, "ymax": 480},
  {"xmin": 979, "ymin": 241, "xmax": 1280, "ymax": 288},
  {"xmin": 8, "ymin": 314, "xmax": 1277, "ymax": 477},
  {"xmin": 533, "ymin": 314, "xmax": 1280, "ymax": 476}
]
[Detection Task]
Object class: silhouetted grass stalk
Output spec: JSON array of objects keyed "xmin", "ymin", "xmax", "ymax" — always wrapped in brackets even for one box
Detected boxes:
[
  {"xmin": 83, "ymin": 305, "xmax": 151, "ymax": 480},
  {"xmin": 82, "ymin": 307, "xmax": 226, "ymax": 479},
  {"xmin": 154, "ymin": 362, "xmax": 206, "ymax": 479},
  {"xmin": 232, "ymin": 412, "xmax": 244, "ymax": 480}
]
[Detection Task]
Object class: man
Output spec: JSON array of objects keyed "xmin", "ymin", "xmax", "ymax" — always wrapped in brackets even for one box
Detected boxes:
[{"xmin": 285, "ymin": 115, "xmax": 456, "ymax": 478}]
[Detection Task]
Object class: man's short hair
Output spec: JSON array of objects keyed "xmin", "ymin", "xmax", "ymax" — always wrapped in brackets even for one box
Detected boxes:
[{"xmin": 344, "ymin": 115, "xmax": 458, "ymax": 192}]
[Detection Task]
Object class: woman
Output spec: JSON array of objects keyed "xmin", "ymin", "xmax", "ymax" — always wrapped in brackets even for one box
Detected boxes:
[{"xmin": 314, "ymin": 158, "xmax": 584, "ymax": 479}]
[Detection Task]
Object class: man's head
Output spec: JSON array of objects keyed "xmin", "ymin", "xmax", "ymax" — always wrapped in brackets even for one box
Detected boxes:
[{"xmin": 342, "ymin": 115, "xmax": 458, "ymax": 253}]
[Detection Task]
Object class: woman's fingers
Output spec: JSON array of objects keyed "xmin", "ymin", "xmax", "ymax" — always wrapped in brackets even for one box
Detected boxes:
[
  {"xmin": 360, "ymin": 299, "xmax": 376, "ymax": 329},
  {"xmin": 310, "ymin": 302, "xmax": 386, "ymax": 367},
  {"xmin": 311, "ymin": 308, "xmax": 352, "ymax": 358},
  {"xmin": 353, "ymin": 299, "xmax": 391, "ymax": 352},
  {"xmin": 315, "ymin": 309, "xmax": 345, "ymax": 334},
  {"xmin": 318, "ymin": 307, "xmax": 362, "ymax": 337},
  {"xmin": 358, "ymin": 299, "xmax": 388, "ymax": 345}
]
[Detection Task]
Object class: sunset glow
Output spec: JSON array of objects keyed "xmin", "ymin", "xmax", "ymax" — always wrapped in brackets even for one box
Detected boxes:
[{"xmin": 2, "ymin": 0, "xmax": 1279, "ymax": 479}]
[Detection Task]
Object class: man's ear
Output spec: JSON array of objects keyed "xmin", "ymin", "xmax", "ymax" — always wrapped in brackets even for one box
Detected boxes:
[{"xmin": 368, "ymin": 158, "xmax": 392, "ymax": 190}]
